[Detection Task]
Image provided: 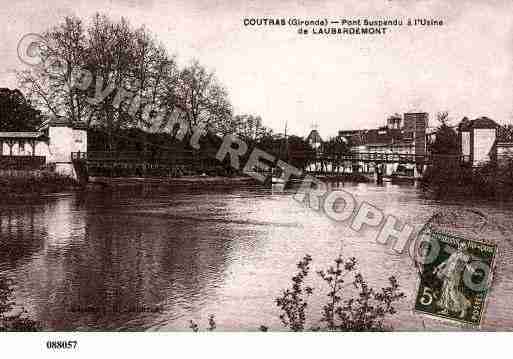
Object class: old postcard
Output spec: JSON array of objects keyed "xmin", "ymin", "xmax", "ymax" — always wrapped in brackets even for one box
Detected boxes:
[{"xmin": 1, "ymin": 0, "xmax": 512, "ymax": 356}]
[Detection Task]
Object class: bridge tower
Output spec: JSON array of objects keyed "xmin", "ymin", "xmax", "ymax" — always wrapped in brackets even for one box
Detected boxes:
[{"xmin": 404, "ymin": 112, "xmax": 428, "ymax": 178}]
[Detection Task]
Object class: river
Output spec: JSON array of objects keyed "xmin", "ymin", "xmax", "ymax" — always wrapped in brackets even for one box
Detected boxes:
[{"xmin": 1, "ymin": 181, "xmax": 513, "ymax": 331}]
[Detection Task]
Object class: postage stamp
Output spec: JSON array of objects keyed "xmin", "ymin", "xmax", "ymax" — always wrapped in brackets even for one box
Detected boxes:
[{"xmin": 414, "ymin": 230, "xmax": 498, "ymax": 327}]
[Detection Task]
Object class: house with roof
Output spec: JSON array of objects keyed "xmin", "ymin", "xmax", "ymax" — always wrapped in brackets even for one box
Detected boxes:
[
  {"xmin": 0, "ymin": 116, "xmax": 87, "ymax": 177},
  {"xmin": 456, "ymin": 116, "xmax": 513, "ymax": 168},
  {"xmin": 457, "ymin": 116, "xmax": 498, "ymax": 167}
]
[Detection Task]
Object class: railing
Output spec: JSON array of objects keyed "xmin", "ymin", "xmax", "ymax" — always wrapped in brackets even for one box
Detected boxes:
[
  {"xmin": 72, "ymin": 150, "xmax": 203, "ymax": 163},
  {"xmin": 71, "ymin": 150, "xmax": 223, "ymax": 177},
  {"xmin": 290, "ymin": 151, "xmax": 468, "ymax": 164},
  {"xmin": 71, "ymin": 151, "xmax": 469, "ymax": 167},
  {"xmin": 71, "ymin": 151, "xmax": 87, "ymax": 161},
  {"xmin": 340, "ymin": 152, "xmax": 425, "ymax": 163}
]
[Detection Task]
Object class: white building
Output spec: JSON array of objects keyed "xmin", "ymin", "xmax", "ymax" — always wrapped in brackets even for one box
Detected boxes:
[
  {"xmin": 458, "ymin": 117, "xmax": 497, "ymax": 167},
  {"xmin": 0, "ymin": 117, "xmax": 87, "ymax": 178}
]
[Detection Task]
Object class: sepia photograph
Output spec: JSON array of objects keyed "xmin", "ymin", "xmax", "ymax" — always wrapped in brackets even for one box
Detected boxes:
[{"xmin": 0, "ymin": 0, "xmax": 512, "ymax": 356}]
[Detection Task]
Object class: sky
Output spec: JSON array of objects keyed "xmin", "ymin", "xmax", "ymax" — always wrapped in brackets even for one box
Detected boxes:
[{"xmin": 1, "ymin": 0, "xmax": 513, "ymax": 138}]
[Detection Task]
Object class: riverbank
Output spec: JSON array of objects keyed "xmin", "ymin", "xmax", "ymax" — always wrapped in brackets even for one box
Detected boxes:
[
  {"xmin": 1, "ymin": 170, "xmax": 372, "ymax": 200},
  {"xmin": 420, "ymin": 161, "xmax": 513, "ymax": 201},
  {"xmin": 89, "ymin": 172, "xmax": 372, "ymax": 191},
  {"xmin": 88, "ymin": 175, "xmax": 261, "ymax": 191},
  {"xmin": 0, "ymin": 170, "xmax": 78, "ymax": 199}
]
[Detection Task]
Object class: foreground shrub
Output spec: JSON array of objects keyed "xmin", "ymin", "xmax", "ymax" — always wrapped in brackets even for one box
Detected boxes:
[
  {"xmin": 276, "ymin": 255, "xmax": 405, "ymax": 331},
  {"xmin": 191, "ymin": 254, "xmax": 405, "ymax": 331}
]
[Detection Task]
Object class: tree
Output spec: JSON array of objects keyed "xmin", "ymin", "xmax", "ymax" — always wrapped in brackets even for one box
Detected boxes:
[
  {"xmin": 0, "ymin": 88, "xmax": 42, "ymax": 131},
  {"xmin": 170, "ymin": 60, "xmax": 232, "ymax": 133},
  {"xmin": 18, "ymin": 14, "xmax": 240, "ymax": 153},
  {"xmin": 231, "ymin": 114, "xmax": 272, "ymax": 143},
  {"xmin": 286, "ymin": 135, "xmax": 315, "ymax": 170},
  {"xmin": 322, "ymin": 136, "xmax": 350, "ymax": 157},
  {"xmin": 18, "ymin": 14, "xmax": 180, "ymax": 150},
  {"xmin": 422, "ymin": 112, "xmax": 470, "ymax": 196},
  {"xmin": 498, "ymin": 124, "xmax": 513, "ymax": 142},
  {"xmin": 429, "ymin": 112, "xmax": 459, "ymax": 155},
  {"xmin": 18, "ymin": 16, "xmax": 88, "ymax": 123}
]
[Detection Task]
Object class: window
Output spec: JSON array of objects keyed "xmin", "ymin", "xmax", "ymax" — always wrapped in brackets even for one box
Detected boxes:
[
  {"xmin": 19, "ymin": 140, "xmax": 25, "ymax": 152},
  {"xmin": 73, "ymin": 131, "xmax": 83, "ymax": 143}
]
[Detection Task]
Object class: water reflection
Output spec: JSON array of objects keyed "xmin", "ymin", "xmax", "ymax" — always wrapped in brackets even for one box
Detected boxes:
[
  {"xmin": 0, "ymin": 206, "xmax": 46, "ymax": 267},
  {"xmin": 0, "ymin": 183, "xmax": 512, "ymax": 330}
]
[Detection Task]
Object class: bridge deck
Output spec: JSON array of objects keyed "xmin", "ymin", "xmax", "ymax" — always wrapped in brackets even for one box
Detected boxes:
[{"xmin": 72, "ymin": 151, "xmax": 469, "ymax": 171}]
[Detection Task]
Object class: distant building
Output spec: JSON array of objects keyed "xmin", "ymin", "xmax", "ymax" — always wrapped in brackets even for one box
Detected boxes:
[
  {"xmin": 457, "ymin": 117, "xmax": 498, "ymax": 166},
  {"xmin": 361, "ymin": 127, "xmax": 414, "ymax": 154},
  {"xmin": 403, "ymin": 112, "xmax": 428, "ymax": 158},
  {"xmin": 306, "ymin": 129, "xmax": 323, "ymax": 150},
  {"xmin": 338, "ymin": 112, "xmax": 428, "ymax": 157},
  {"xmin": 386, "ymin": 115, "xmax": 402, "ymax": 130},
  {"xmin": 337, "ymin": 129, "xmax": 366, "ymax": 152},
  {"xmin": 336, "ymin": 112, "xmax": 428, "ymax": 175}
]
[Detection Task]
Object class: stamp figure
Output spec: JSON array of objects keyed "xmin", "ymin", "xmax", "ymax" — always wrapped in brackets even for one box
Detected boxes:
[{"xmin": 414, "ymin": 231, "xmax": 497, "ymax": 326}]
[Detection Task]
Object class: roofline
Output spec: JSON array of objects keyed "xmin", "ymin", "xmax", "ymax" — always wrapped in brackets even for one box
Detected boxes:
[{"xmin": 0, "ymin": 132, "xmax": 45, "ymax": 139}]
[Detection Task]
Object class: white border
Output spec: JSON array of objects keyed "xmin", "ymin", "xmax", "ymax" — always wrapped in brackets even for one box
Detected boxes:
[{"xmin": 0, "ymin": 332, "xmax": 511, "ymax": 359}]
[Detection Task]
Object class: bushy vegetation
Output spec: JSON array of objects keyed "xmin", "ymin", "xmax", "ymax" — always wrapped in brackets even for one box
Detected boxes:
[
  {"xmin": 0, "ymin": 88, "xmax": 42, "ymax": 131},
  {"xmin": 0, "ymin": 170, "xmax": 77, "ymax": 196},
  {"xmin": 420, "ymin": 160, "xmax": 503, "ymax": 198},
  {"xmin": 421, "ymin": 112, "xmax": 513, "ymax": 199},
  {"xmin": 421, "ymin": 160, "xmax": 472, "ymax": 196},
  {"xmin": 421, "ymin": 157, "xmax": 513, "ymax": 199},
  {"xmin": 276, "ymin": 255, "xmax": 404, "ymax": 331},
  {"xmin": 494, "ymin": 158, "xmax": 513, "ymax": 196},
  {"xmin": 191, "ymin": 254, "xmax": 405, "ymax": 332}
]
